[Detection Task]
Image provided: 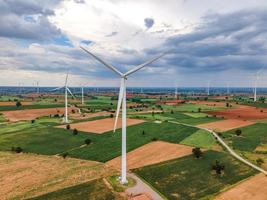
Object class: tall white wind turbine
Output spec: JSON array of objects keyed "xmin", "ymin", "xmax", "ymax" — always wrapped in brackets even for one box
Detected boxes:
[
  {"xmin": 51, "ymin": 73, "xmax": 75, "ymax": 123},
  {"xmin": 81, "ymin": 46, "xmax": 165, "ymax": 184}
]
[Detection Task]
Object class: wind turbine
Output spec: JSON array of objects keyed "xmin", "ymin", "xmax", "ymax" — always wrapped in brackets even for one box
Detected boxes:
[
  {"xmin": 81, "ymin": 46, "xmax": 165, "ymax": 184},
  {"xmin": 51, "ymin": 73, "xmax": 75, "ymax": 123},
  {"xmin": 207, "ymin": 81, "xmax": 210, "ymax": 96},
  {"xmin": 174, "ymin": 81, "xmax": 178, "ymax": 99}
]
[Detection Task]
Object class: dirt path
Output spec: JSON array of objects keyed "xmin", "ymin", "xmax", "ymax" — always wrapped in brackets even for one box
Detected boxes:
[{"xmin": 126, "ymin": 173, "xmax": 164, "ymax": 200}]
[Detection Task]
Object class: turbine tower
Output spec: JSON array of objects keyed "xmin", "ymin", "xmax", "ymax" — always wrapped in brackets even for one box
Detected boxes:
[
  {"xmin": 254, "ymin": 71, "xmax": 260, "ymax": 102},
  {"xmin": 174, "ymin": 81, "xmax": 178, "ymax": 99},
  {"xmin": 51, "ymin": 73, "xmax": 75, "ymax": 123},
  {"xmin": 81, "ymin": 46, "xmax": 165, "ymax": 184},
  {"xmin": 207, "ymin": 81, "xmax": 210, "ymax": 96}
]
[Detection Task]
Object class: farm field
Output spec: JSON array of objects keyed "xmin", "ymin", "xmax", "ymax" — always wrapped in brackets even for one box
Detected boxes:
[
  {"xmin": 208, "ymin": 106, "xmax": 267, "ymax": 120},
  {"xmin": 180, "ymin": 129, "xmax": 216, "ymax": 149},
  {"xmin": 57, "ymin": 117, "xmax": 145, "ymax": 133},
  {"xmin": 0, "ymin": 151, "xmax": 114, "ymax": 199},
  {"xmin": 133, "ymin": 151, "xmax": 256, "ymax": 200},
  {"xmin": 1, "ymin": 107, "xmax": 77, "ymax": 122},
  {"xmin": 106, "ymin": 141, "xmax": 193, "ymax": 169},
  {"xmin": 223, "ymin": 123, "xmax": 267, "ymax": 152},
  {"xmin": 131, "ymin": 111, "xmax": 222, "ymax": 125},
  {"xmin": 30, "ymin": 179, "xmax": 123, "ymax": 200},
  {"xmin": 197, "ymin": 119, "xmax": 255, "ymax": 132},
  {"xmin": 0, "ymin": 120, "xmax": 198, "ymax": 162},
  {"xmin": 215, "ymin": 173, "xmax": 267, "ymax": 200},
  {"xmin": 0, "ymin": 103, "xmax": 65, "ymax": 111}
]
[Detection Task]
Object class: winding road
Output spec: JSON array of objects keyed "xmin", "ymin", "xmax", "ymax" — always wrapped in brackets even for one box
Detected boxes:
[{"xmin": 169, "ymin": 120, "xmax": 267, "ymax": 175}]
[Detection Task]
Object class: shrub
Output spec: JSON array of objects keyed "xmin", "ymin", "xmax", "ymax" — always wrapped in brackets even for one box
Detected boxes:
[
  {"xmin": 31, "ymin": 120, "xmax": 35, "ymax": 124},
  {"xmin": 151, "ymin": 137, "xmax": 158, "ymax": 141},
  {"xmin": 73, "ymin": 128, "xmax": 78, "ymax": 135},
  {"xmin": 62, "ymin": 152, "xmax": 69, "ymax": 159},
  {"xmin": 11, "ymin": 146, "xmax": 23, "ymax": 153},
  {"xmin": 235, "ymin": 129, "xmax": 242, "ymax": 136},
  {"xmin": 192, "ymin": 147, "xmax": 203, "ymax": 158},
  {"xmin": 66, "ymin": 124, "xmax": 70, "ymax": 130},
  {"xmin": 256, "ymin": 158, "xmax": 264, "ymax": 166},
  {"xmin": 212, "ymin": 160, "xmax": 225, "ymax": 175},
  {"xmin": 110, "ymin": 114, "xmax": 114, "ymax": 118},
  {"xmin": 84, "ymin": 138, "xmax": 92, "ymax": 145},
  {"xmin": 171, "ymin": 110, "xmax": 174, "ymax": 114},
  {"xmin": 142, "ymin": 130, "xmax": 145, "ymax": 135}
]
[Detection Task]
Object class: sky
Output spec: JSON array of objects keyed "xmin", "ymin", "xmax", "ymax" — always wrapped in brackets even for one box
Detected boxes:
[{"xmin": 0, "ymin": 0, "xmax": 267, "ymax": 87}]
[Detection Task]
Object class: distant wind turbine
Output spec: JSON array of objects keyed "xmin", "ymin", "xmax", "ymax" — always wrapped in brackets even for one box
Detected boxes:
[
  {"xmin": 254, "ymin": 71, "xmax": 260, "ymax": 102},
  {"xmin": 81, "ymin": 46, "xmax": 165, "ymax": 184},
  {"xmin": 51, "ymin": 73, "xmax": 75, "ymax": 123},
  {"xmin": 207, "ymin": 81, "xmax": 210, "ymax": 96}
]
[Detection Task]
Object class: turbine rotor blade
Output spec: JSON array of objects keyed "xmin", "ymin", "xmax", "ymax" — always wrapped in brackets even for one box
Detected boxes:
[
  {"xmin": 124, "ymin": 53, "xmax": 166, "ymax": 77},
  {"xmin": 64, "ymin": 73, "xmax": 69, "ymax": 87},
  {"xmin": 80, "ymin": 46, "xmax": 123, "ymax": 77},
  {"xmin": 50, "ymin": 87, "xmax": 64, "ymax": 92},
  {"xmin": 67, "ymin": 87, "xmax": 75, "ymax": 98},
  {"xmin": 113, "ymin": 78, "xmax": 124, "ymax": 133}
]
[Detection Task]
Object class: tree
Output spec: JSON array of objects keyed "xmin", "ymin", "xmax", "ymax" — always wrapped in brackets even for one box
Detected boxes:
[
  {"xmin": 110, "ymin": 114, "xmax": 114, "ymax": 118},
  {"xmin": 226, "ymin": 102, "xmax": 229, "ymax": 107},
  {"xmin": 212, "ymin": 160, "xmax": 225, "ymax": 175},
  {"xmin": 31, "ymin": 119, "xmax": 35, "ymax": 124},
  {"xmin": 84, "ymin": 138, "xmax": 92, "ymax": 145},
  {"xmin": 16, "ymin": 101, "xmax": 22, "ymax": 107},
  {"xmin": 259, "ymin": 97, "xmax": 265, "ymax": 103},
  {"xmin": 73, "ymin": 128, "xmax": 78, "ymax": 135},
  {"xmin": 171, "ymin": 110, "xmax": 174, "ymax": 114},
  {"xmin": 192, "ymin": 147, "xmax": 203, "ymax": 158},
  {"xmin": 66, "ymin": 124, "xmax": 70, "ymax": 130},
  {"xmin": 235, "ymin": 129, "xmax": 242, "ymax": 136},
  {"xmin": 142, "ymin": 130, "xmax": 145, "ymax": 135},
  {"xmin": 198, "ymin": 108, "xmax": 201, "ymax": 113}
]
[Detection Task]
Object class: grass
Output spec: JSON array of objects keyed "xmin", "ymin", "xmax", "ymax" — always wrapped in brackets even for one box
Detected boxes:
[
  {"xmin": 0, "ymin": 120, "xmax": 198, "ymax": 162},
  {"xmin": 180, "ymin": 129, "xmax": 216, "ymax": 149},
  {"xmin": 183, "ymin": 112, "xmax": 210, "ymax": 118},
  {"xmin": 29, "ymin": 179, "xmax": 121, "ymax": 200},
  {"xmin": 224, "ymin": 123, "xmax": 267, "ymax": 152},
  {"xmin": 68, "ymin": 122, "xmax": 198, "ymax": 162},
  {"xmin": 0, "ymin": 113, "xmax": 6, "ymax": 122},
  {"xmin": 131, "ymin": 111, "xmax": 222, "ymax": 125},
  {"xmin": 133, "ymin": 151, "xmax": 256, "ymax": 200},
  {"xmin": 0, "ymin": 104, "xmax": 64, "ymax": 111},
  {"xmin": 162, "ymin": 102, "xmax": 226, "ymax": 112},
  {"xmin": 107, "ymin": 175, "xmax": 136, "ymax": 192}
]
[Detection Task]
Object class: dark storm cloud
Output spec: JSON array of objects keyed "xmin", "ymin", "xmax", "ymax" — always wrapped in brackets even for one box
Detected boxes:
[
  {"xmin": 0, "ymin": 0, "xmax": 63, "ymax": 41},
  {"xmin": 151, "ymin": 9, "xmax": 267, "ymax": 73},
  {"xmin": 144, "ymin": 18, "xmax": 154, "ymax": 29}
]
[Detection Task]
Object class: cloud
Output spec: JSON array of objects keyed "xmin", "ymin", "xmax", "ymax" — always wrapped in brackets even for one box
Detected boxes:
[
  {"xmin": 144, "ymin": 18, "xmax": 155, "ymax": 29},
  {"xmin": 73, "ymin": 0, "xmax": 85, "ymax": 4},
  {"xmin": 106, "ymin": 31, "xmax": 118, "ymax": 37},
  {"xmin": 0, "ymin": 0, "xmax": 63, "ymax": 41}
]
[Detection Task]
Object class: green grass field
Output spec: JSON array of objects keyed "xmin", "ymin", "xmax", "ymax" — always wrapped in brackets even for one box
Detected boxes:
[
  {"xmin": 0, "ymin": 104, "xmax": 65, "ymax": 111},
  {"xmin": 162, "ymin": 103, "xmax": 226, "ymax": 112},
  {"xmin": 68, "ymin": 122, "xmax": 198, "ymax": 162},
  {"xmin": 180, "ymin": 129, "xmax": 216, "ymax": 149},
  {"xmin": 224, "ymin": 123, "xmax": 267, "ymax": 152},
  {"xmin": 133, "ymin": 151, "xmax": 256, "ymax": 200},
  {"xmin": 29, "ymin": 179, "xmax": 121, "ymax": 200},
  {"xmin": 131, "ymin": 111, "xmax": 221, "ymax": 125}
]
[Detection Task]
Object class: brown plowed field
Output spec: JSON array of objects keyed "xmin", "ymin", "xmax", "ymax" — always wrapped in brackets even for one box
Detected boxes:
[
  {"xmin": 197, "ymin": 119, "xmax": 255, "ymax": 132},
  {"xmin": 1, "ymin": 107, "xmax": 76, "ymax": 122},
  {"xmin": 106, "ymin": 141, "xmax": 193, "ymax": 169},
  {"xmin": 215, "ymin": 173, "xmax": 267, "ymax": 200},
  {"xmin": 208, "ymin": 106, "xmax": 267, "ymax": 120},
  {"xmin": 57, "ymin": 117, "xmax": 145, "ymax": 133},
  {"xmin": 0, "ymin": 101, "xmax": 32, "ymax": 106}
]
